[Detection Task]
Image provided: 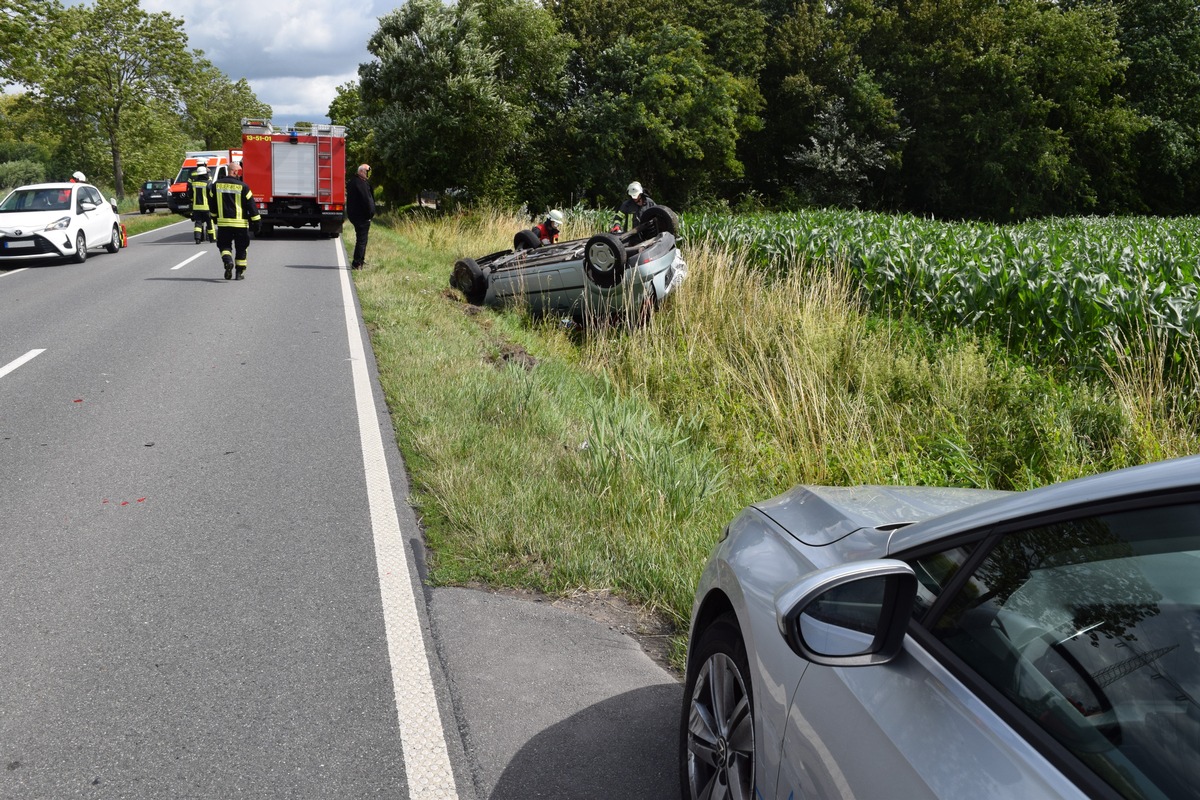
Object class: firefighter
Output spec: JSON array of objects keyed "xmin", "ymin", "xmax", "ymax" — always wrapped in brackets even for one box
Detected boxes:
[
  {"xmin": 533, "ymin": 209, "xmax": 564, "ymax": 245},
  {"xmin": 207, "ymin": 161, "xmax": 261, "ymax": 281},
  {"xmin": 189, "ymin": 165, "xmax": 215, "ymax": 244},
  {"xmin": 610, "ymin": 181, "xmax": 656, "ymax": 233}
]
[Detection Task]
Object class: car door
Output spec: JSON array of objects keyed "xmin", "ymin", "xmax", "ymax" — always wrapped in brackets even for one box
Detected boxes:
[
  {"xmin": 777, "ymin": 495, "xmax": 1200, "ymax": 800},
  {"xmin": 77, "ymin": 186, "xmax": 108, "ymax": 246}
]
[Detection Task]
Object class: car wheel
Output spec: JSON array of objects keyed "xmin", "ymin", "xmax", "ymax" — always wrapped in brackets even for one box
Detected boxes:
[
  {"xmin": 583, "ymin": 233, "xmax": 627, "ymax": 289},
  {"xmin": 639, "ymin": 205, "xmax": 680, "ymax": 239},
  {"xmin": 513, "ymin": 229, "xmax": 542, "ymax": 251},
  {"xmin": 451, "ymin": 257, "xmax": 488, "ymax": 305},
  {"xmin": 106, "ymin": 224, "xmax": 121, "ymax": 253},
  {"xmin": 73, "ymin": 231, "xmax": 88, "ymax": 264},
  {"xmin": 680, "ymin": 612, "xmax": 755, "ymax": 800}
]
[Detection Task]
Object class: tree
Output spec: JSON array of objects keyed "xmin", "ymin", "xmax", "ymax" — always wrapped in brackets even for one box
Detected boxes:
[
  {"xmin": 182, "ymin": 55, "xmax": 272, "ymax": 150},
  {"xmin": 28, "ymin": 0, "xmax": 190, "ymax": 196},
  {"xmin": 328, "ymin": 81, "xmax": 374, "ymax": 173},
  {"xmin": 359, "ymin": 0, "xmax": 523, "ymax": 203},
  {"xmin": 566, "ymin": 24, "xmax": 756, "ymax": 206}
]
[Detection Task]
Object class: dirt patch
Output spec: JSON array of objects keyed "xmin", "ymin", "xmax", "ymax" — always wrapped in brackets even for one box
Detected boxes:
[
  {"xmin": 485, "ymin": 342, "xmax": 537, "ymax": 371},
  {"xmin": 462, "ymin": 584, "xmax": 682, "ymax": 680}
]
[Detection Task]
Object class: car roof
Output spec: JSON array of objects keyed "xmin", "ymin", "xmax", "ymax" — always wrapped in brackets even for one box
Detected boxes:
[
  {"xmin": 886, "ymin": 453, "xmax": 1200, "ymax": 553},
  {"xmin": 13, "ymin": 182, "xmax": 84, "ymax": 191}
]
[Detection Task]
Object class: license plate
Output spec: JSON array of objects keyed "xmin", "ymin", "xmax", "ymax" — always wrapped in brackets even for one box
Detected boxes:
[{"xmin": 2, "ymin": 239, "xmax": 35, "ymax": 249}]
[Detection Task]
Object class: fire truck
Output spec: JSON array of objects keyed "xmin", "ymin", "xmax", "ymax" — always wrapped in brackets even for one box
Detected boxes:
[
  {"xmin": 167, "ymin": 149, "xmax": 242, "ymax": 215},
  {"xmin": 239, "ymin": 119, "xmax": 346, "ymax": 237}
]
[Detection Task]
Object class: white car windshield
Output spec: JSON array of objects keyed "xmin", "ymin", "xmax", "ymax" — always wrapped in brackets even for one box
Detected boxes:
[{"xmin": 0, "ymin": 188, "xmax": 72, "ymax": 213}]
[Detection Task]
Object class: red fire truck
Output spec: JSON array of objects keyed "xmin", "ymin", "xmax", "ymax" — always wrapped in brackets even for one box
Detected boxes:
[{"xmin": 239, "ymin": 119, "xmax": 346, "ymax": 237}]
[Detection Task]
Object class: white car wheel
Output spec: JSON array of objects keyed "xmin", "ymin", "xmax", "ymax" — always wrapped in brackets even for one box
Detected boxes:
[{"xmin": 73, "ymin": 230, "xmax": 88, "ymax": 263}]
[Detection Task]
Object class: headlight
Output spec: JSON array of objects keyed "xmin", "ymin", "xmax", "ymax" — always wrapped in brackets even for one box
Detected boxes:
[{"xmin": 44, "ymin": 216, "xmax": 72, "ymax": 231}]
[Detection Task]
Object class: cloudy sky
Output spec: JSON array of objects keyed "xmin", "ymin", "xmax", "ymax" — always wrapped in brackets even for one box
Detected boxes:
[{"xmin": 141, "ymin": 0, "xmax": 397, "ymax": 125}]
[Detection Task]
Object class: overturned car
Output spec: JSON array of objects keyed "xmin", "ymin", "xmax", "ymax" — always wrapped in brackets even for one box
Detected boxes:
[{"xmin": 450, "ymin": 205, "xmax": 688, "ymax": 320}]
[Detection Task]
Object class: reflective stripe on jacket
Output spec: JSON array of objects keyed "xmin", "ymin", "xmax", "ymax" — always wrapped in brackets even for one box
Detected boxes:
[{"xmin": 207, "ymin": 176, "xmax": 260, "ymax": 229}]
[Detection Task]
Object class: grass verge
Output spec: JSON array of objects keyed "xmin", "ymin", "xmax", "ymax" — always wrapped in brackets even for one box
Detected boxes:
[{"xmin": 347, "ymin": 209, "xmax": 1200, "ymax": 667}]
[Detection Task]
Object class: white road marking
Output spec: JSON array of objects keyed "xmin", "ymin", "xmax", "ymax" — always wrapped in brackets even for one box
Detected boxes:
[
  {"xmin": 0, "ymin": 268, "xmax": 29, "ymax": 277},
  {"xmin": 171, "ymin": 251, "xmax": 206, "ymax": 270},
  {"xmin": 0, "ymin": 349, "xmax": 46, "ymax": 380},
  {"xmin": 336, "ymin": 241, "xmax": 460, "ymax": 799}
]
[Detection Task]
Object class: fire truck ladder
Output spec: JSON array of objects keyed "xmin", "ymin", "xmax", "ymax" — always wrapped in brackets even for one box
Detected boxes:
[{"xmin": 316, "ymin": 132, "xmax": 334, "ymax": 205}]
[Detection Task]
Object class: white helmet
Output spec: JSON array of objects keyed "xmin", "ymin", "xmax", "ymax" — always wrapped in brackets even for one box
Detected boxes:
[
  {"xmin": 548, "ymin": 209, "xmax": 564, "ymax": 225},
  {"xmin": 194, "ymin": 165, "xmax": 208, "ymax": 177},
  {"xmin": 72, "ymin": 171, "xmax": 86, "ymax": 182},
  {"xmin": 626, "ymin": 181, "xmax": 643, "ymax": 198}
]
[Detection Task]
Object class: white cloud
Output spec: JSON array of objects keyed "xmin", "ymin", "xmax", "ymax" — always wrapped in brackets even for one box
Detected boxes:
[{"xmin": 141, "ymin": 0, "xmax": 389, "ymax": 123}]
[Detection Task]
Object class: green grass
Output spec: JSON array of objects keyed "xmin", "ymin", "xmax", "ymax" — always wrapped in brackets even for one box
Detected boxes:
[{"xmin": 347, "ymin": 209, "xmax": 1200, "ymax": 666}]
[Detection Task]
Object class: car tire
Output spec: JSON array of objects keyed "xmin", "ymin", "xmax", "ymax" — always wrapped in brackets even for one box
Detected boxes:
[
  {"xmin": 583, "ymin": 233, "xmax": 627, "ymax": 289},
  {"xmin": 106, "ymin": 224, "xmax": 121, "ymax": 253},
  {"xmin": 638, "ymin": 205, "xmax": 680, "ymax": 240},
  {"xmin": 679, "ymin": 612, "xmax": 755, "ymax": 800},
  {"xmin": 451, "ymin": 257, "xmax": 488, "ymax": 305},
  {"xmin": 73, "ymin": 231, "xmax": 88, "ymax": 264},
  {"xmin": 513, "ymin": 229, "xmax": 542, "ymax": 251}
]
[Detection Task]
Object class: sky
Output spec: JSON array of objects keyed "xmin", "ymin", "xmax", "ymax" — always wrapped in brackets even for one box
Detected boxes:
[{"xmin": 141, "ymin": 0, "xmax": 396, "ymax": 126}]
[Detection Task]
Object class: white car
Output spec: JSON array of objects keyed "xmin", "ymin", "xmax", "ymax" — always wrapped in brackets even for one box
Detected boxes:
[{"xmin": 0, "ymin": 182, "xmax": 122, "ymax": 264}]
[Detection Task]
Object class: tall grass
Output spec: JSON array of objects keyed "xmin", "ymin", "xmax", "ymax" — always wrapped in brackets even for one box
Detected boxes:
[{"xmin": 350, "ymin": 207, "xmax": 1200, "ymax": 659}]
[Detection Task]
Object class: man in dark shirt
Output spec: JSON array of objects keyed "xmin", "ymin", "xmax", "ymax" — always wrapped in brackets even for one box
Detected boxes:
[
  {"xmin": 611, "ymin": 180, "xmax": 655, "ymax": 233},
  {"xmin": 347, "ymin": 164, "xmax": 375, "ymax": 270}
]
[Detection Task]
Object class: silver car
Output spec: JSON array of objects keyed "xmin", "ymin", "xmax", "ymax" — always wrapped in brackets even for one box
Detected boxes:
[
  {"xmin": 451, "ymin": 205, "xmax": 687, "ymax": 320},
  {"xmin": 681, "ymin": 455, "xmax": 1200, "ymax": 800}
]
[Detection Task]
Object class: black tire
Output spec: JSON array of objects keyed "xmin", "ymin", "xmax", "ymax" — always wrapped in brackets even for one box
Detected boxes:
[
  {"xmin": 679, "ymin": 612, "xmax": 755, "ymax": 800},
  {"xmin": 451, "ymin": 257, "xmax": 488, "ymax": 305},
  {"xmin": 513, "ymin": 229, "xmax": 542, "ymax": 251},
  {"xmin": 638, "ymin": 205, "xmax": 680, "ymax": 239},
  {"xmin": 105, "ymin": 224, "xmax": 120, "ymax": 253},
  {"xmin": 583, "ymin": 233, "xmax": 627, "ymax": 289},
  {"xmin": 72, "ymin": 230, "xmax": 88, "ymax": 264}
]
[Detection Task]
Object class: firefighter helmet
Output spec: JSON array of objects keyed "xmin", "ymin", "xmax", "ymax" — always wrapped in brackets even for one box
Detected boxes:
[
  {"xmin": 548, "ymin": 209, "xmax": 564, "ymax": 226},
  {"xmin": 71, "ymin": 171, "xmax": 86, "ymax": 183},
  {"xmin": 626, "ymin": 181, "xmax": 643, "ymax": 198},
  {"xmin": 194, "ymin": 165, "xmax": 208, "ymax": 177}
]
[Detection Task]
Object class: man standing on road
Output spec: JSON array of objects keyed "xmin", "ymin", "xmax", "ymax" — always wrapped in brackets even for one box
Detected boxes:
[
  {"xmin": 189, "ymin": 165, "xmax": 215, "ymax": 244},
  {"xmin": 207, "ymin": 161, "xmax": 261, "ymax": 281},
  {"xmin": 347, "ymin": 163, "xmax": 375, "ymax": 270}
]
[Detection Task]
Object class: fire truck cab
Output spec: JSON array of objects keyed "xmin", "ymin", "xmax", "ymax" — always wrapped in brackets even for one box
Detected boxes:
[{"xmin": 240, "ymin": 119, "xmax": 346, "ymax": 237}]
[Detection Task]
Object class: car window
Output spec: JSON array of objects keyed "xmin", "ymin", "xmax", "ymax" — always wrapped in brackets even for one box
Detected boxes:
[
  {"xmin": 924, "ymin": 502, "xmax": 1200, "ymax": 800},
  {"xmin": 910, "ymin": 543, "xmax": 977, "ymax": 618}
]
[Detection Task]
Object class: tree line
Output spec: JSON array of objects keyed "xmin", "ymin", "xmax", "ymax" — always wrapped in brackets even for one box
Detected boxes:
[
  {"xmin": 0, "ymin": 0, "xmax": 269, "ymax": 198},
  {"xmin": 331, "ymin": 0, "xmax": 1200, "ymax": 221}
]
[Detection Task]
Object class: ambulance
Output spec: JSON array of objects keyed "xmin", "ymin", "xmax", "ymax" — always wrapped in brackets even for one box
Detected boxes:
[{"xmin": 166, "ymin": 149, "xmax": 242, "ymax": 215}]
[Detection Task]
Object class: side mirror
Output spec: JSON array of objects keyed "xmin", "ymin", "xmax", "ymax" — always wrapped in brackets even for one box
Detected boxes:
[
  {"xmin": 775, "ymin": 559, "xmax": 917, "ymax": 667},
  {"xmin": 80, "ymin": 201, "xmax": 98, "ymax": 212}
]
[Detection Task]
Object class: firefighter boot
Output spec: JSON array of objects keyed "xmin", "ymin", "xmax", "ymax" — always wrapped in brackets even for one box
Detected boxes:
[
  {"xmin": 194, "ymin": 227, "xmax": 203, "ymax": 245},
  {"xmin": 222, "ymin": 254, "xmax": 234, "ymax": 280}
]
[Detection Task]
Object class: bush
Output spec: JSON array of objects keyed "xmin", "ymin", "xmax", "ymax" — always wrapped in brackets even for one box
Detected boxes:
[{"xmin": 0, "ymin": 159, "xmax": 46, "ymax": 191}]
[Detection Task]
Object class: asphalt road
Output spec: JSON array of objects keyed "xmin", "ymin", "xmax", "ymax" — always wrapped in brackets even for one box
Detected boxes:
[{"xmin": 0, "ymin": 220, "xmax": 681, "ymax": 800}]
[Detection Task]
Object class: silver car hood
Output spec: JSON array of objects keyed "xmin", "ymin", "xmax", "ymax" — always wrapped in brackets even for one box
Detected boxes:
[{"xmin": 752, "ymin": 484, "xmax": 1010, "ymax": 547}]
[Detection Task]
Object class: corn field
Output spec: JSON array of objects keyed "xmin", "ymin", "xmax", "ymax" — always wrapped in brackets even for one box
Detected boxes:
[{"xmin": 683, "ymin": 211, "xmax": 1200, "ymax": 377}]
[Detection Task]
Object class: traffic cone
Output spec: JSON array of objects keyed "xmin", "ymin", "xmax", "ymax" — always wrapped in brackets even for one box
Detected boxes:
[{"xmin": 120, "ymin": 223, "xmax": 128, "ymax": 247}]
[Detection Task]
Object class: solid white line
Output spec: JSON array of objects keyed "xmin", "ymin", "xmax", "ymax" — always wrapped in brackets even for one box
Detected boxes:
[
  {"xmin": 336, "ymin": 241, "xmax": 460, "ymax": 798},
  {"xmin": 171, "ymin": 251, "xmax": 206, "ymax": 271},
  {"xmin": 0, "ymin": 349, "xmax": 46, "ymax": 380},
  {"xmin": 0, "ymin": 268, "xmax": 29, "ymax": 277}
]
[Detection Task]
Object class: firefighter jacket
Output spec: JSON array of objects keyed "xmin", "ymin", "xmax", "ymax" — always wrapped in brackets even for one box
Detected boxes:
[
  {"xmin": 533, "ymin": 220, "xmax": 559, "ymax": 244},
  {"xmin": 207, "ymin": 175, "xmax": 261, "ymax": 229},
  {"xmin": 611, "ymin": 194, "xmax": 655, "ymax": 233},
  {"xmin": 190, "ymin": 178, "xmax": 211, "ymax": 212}
]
